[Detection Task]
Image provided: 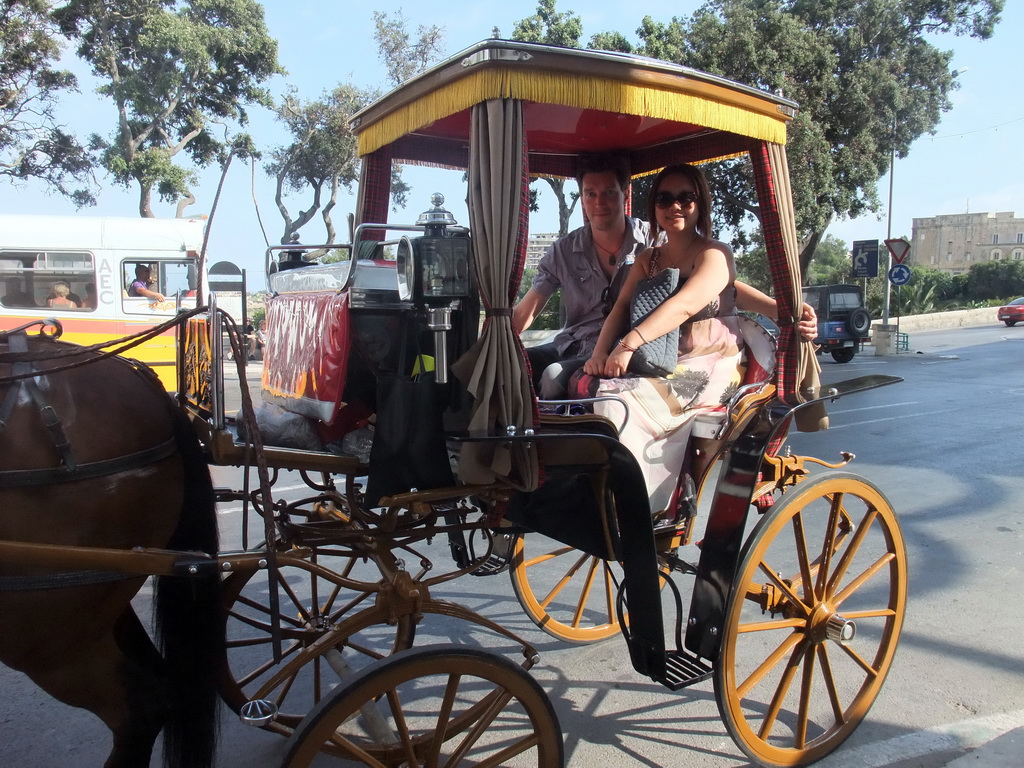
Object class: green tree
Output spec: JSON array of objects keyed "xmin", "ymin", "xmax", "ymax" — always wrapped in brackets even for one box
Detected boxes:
[
  {"xmin": 964, "ymin": 259, "xmax": 1024, "ymax": 301},
  {"xmin": 1, "ymin": 0, "xmax": 94, "ymax": 205},
  {"xmin": 806, "ymin": 235, "xmax": 852, "ymax": 285},
  {"xmin": 56, "ymin": 0, "xmax": 283, "ymax": 217},
  {"xmin": 625, "ymin": 0, "xmax": 1002, "ymax": 274},
  {"xmin": 372, "ymin": 9, "xmax": 444, "ymax": 87},
  {"xmin": 512, "ymin": 0, "xmax": 583, "ymax": 236},
  {"xmin": 267, "ymin": 84, "xmax": 370, "ymax": 246}
]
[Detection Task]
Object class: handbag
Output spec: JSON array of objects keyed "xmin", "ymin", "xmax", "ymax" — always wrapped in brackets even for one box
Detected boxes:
[{"xmin": 627, "ymin": 266, "xmax": 680, "ymax": 377}]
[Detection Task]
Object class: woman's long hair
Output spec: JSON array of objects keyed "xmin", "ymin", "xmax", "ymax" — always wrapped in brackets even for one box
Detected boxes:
[{"xmin": 646, "ymin": 163, "xmax": 713, "ymax": 240}]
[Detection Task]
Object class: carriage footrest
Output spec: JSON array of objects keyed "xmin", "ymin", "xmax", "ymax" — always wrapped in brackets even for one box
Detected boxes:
[{"xmin": 654, "ymin": 649, "xmax": 714, "ymax": 691}]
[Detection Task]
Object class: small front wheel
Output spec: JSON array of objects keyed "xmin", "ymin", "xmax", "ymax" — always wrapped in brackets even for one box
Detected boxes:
[
  {"xmin": 715, "ymin": 472, "xmax": 907, "ymax": 767},
  {"xmin": 1005, "ymin": 319, "xmax": 1017, "ymax": 327},
  {"xmin": 281, "ymin": 645, "xmax": 564, "ymax": 767}
]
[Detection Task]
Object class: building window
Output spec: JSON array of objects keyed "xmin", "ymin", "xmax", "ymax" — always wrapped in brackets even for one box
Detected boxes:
[
  {"xmin": 1014, "ymin": 250, "xmax": 1023, "ymax": 261},
  {"xmin": 991, "ymin": 249, "xmax": 1002, "ymax": 260},
  {"xmin": 1017, "ymin": 233, "xmax": 1023, "ymax": 243},
  {"xmin": 992, "ymin": 233, "xmax": 1000, "ymax": 244},
  {"xmin": 965, "ymin": 252, "xmax": 972, "ymax": 261}
]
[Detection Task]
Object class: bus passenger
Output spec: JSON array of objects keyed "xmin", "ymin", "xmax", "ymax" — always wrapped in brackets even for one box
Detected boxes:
[
  {"xmin": 83, "ymin": 283, "xmax": 98, "ymax": 309},
  {"xmin": 574, "ymin": 163, "xmax": 746, "ymax": 514},
  {"xmin": 128, "ymin": 265, "xmax": 165, "ymax": 301},
  {"xmin": 2, "ymin": 279, "xmax": 34, "ymax": 308},
  {"xmin": 47, "ymin": 282, "xmax": 78, "ymax": 309}
]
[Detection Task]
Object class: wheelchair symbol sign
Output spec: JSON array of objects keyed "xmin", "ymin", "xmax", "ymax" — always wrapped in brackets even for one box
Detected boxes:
[{"xmin": 888, "ymin": 264, "xmax": 911, "ymax": 286}]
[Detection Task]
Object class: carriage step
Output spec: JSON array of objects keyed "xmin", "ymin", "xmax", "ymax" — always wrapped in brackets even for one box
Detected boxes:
[{"xmin": 655, "ymin": 649, "xmax": 714, "ymax": 691}]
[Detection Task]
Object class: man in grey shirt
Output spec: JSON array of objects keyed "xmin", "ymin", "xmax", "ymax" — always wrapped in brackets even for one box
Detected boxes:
[
  {"xmin": 514, "ymin": 155, "xmax": 642, "ymax": 398},
  {"xmin": 514, "ymin": 154, "xmax": 816, "ymax": 398}
]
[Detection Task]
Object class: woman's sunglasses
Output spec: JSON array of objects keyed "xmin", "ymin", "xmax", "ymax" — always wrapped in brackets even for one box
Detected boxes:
[{"xmin": 654, "ymin": 190, "xmax": 698, "ymax": 209}]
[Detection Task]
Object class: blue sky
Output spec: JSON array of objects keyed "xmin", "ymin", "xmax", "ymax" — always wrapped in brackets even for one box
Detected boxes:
[{"xmin": 2, "ymin": 1, "xmax": 1021, "ymax": 288}]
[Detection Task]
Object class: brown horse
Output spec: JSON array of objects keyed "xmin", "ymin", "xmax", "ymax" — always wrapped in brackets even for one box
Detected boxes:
[{"xmin": 0, "ymin": 325, "xmax": 222, "ymax": 768}]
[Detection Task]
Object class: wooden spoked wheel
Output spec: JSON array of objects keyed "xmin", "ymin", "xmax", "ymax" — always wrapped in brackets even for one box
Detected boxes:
[
  {"xmin": 715, "ymin": 472, "xmax": 907, "ymax": 767},
  {"xmin": 281, "ymin": 645, "xmax": 564, "ymax": 768},
  {"xmin": 509, "ymin": 534, "xmax": 625, "ymax": 644},
  {"xmin": 220, "ymin": 554, "xmax": 416, "ymax": 735}
]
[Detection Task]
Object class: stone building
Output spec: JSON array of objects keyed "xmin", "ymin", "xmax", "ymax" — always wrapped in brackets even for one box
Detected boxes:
[{"xmin": 911, "ymin": 211, "xmax": 1024, "ymax": 275}]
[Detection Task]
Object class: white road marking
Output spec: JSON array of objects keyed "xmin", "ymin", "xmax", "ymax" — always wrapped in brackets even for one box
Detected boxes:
[
  {"xmin": 828, "ymin": 401, "xmax": 920, "ymax": 415},
  {"xmin": 817, "ymin": 708, "xmax": 1024, "ymax": 767},
  {"xmin": 824, "ymin": 407, "xmax": 959, "ymax": 430}
]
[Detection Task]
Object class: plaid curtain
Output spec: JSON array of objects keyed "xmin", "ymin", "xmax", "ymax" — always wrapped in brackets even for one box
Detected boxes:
[
  {"xmin": 355, "ymin": 146, "xmax": 392, "ymax": 241},
  {"xmin": 750, "ymin": 140, "xmax": 828, "ymax": 432}
]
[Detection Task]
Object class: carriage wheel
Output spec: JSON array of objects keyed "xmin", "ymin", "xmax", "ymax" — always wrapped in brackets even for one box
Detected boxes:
[
  {"xmin": 509, "ymin": 534, "xmax": 625, "ymax": 644},
  {"xmin": 281, "ymin": 645, "xmax": 564, "ymax": 768},
  {"xmin": 715, "ymin": 472, "xmax": 907, "ymax": 767},
  {"xmin": 220, "ymin": 554, "xmax": 416, "ymax": 735}
]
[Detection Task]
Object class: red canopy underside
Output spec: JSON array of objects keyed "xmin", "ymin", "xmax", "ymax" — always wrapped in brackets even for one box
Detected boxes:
[{"xmin": 388, "ymin": 103, "xmax": 749, "ymax": 177}]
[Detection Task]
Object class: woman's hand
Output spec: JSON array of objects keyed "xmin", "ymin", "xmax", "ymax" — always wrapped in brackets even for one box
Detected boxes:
[
  {"xmin": 602, "ymin": 343, "xmax": 632, "ymax": 377},
  {"xmin": 798, "ymin": 302, "xmax": 818, "ymax": 341}
]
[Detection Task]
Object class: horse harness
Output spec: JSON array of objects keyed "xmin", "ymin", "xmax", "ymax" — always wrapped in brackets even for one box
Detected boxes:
[
  {"xmin": 0, "ymin": 328, "xmax": 178, "ymax": 488},
  {"xmin": 0, "ymin": 326, "xmax": 178, "ymax": 592}
]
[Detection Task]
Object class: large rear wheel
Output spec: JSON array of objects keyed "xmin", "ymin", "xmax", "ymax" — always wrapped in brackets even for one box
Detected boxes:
[
  {"xmin": 715, "ymin": 472, "xmax": 907, "ymax": 767},
  {"xmin": 509, "ymin": 534, "xmax": 624, "ymax": 644},
  {"xmin": 281, "ymin": 645, "xmax": 564, "ymax": 767}
]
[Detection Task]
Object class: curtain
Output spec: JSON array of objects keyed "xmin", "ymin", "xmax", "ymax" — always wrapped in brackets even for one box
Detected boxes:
[
  {"xmin": 355, "ymin": 146, "xmax": 392, "ymax": 240},
  {"xmin": 751, "ymin": 141, "xmax": 828, "ymax": 432},
  {"xmin": 452, "ymin": 98, "xmax": 539, "ymax": 489}
]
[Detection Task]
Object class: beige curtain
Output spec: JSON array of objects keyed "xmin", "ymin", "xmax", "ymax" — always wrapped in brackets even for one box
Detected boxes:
[
  {"xmin": 767, "ymin": 142, "xmax": 829, "ymax": 432},
  {"xmin": 452, "ymin": 98, "xmax": 539, "ymax": 488}
]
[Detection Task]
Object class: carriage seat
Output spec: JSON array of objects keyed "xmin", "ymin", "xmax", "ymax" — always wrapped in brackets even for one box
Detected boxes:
[{"xmin": 690, "ymin": 314, "xmax": 777, "ymax": 440}]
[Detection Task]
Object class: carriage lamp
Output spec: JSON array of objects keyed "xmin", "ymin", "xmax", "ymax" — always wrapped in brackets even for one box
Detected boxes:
[
  {"xmin": 395, "ymin": 194, "xmax": 472, "ymax": 304},
  {"xmin": 394, "ymin": 195, "xmax": 474, "ymax": 385}
]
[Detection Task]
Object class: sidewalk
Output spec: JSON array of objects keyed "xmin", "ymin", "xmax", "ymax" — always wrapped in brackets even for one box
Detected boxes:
[{"xmin": 938, "ymin": 724, "xmax": 1023, "ymax": 767}]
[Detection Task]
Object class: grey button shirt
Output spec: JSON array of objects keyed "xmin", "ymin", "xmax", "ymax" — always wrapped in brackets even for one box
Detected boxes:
[{"xmin": 531, "ymin": 217, "xmax": 651, "ymax": 355}]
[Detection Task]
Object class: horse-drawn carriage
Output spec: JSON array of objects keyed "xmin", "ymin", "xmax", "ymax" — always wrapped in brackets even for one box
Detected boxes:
[{"xmin": 0, "ymin": 40, "xmax": 906, "ymax": 768}]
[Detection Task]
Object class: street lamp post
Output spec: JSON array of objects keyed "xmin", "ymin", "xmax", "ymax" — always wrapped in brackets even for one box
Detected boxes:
[{"xmin": 883, "ymin": 120, "xmax": 896, "ymax": 325}]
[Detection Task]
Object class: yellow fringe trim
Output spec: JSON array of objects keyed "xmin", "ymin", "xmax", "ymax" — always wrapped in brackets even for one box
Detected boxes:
[{"xmin": 357, "ymin": 69, "xmax": 788, "ymax": 157}]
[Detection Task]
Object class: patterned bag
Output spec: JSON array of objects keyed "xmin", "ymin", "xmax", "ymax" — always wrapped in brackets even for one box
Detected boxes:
[{"xmin": 627, "ymin": 266, "xmax": 680, "ymax": 377}]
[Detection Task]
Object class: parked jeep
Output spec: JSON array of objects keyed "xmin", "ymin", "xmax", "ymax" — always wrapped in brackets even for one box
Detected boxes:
[{"xmin": 802, "ymin": 284, "xmax": 872, "ymax": 363}]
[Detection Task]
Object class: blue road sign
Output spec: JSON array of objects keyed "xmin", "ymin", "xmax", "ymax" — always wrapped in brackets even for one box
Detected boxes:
[
  {"xmin": 888, "ymin": 264, "xmax": 911, "ymax": 285},
  {"xmin": 851, "ymin": 240, "xmax": 879, "ymax": 278}
]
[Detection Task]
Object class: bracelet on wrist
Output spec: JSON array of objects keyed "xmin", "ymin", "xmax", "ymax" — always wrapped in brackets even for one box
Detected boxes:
[
  {"xmin": 618, "ymin": 338, "xmax": 637, "ymax": 352},
  {"xmin": 634, "ymin": 328, "xmax": 648, "ymax": 345}
]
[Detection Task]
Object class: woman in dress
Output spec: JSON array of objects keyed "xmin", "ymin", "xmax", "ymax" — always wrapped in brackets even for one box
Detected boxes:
[{"xmin": 575, "ymin": 163, "xmax": 745, "ymax": 514}]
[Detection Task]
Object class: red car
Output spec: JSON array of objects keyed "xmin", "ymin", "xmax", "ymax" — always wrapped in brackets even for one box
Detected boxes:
[{"xmin": 998, "ymin": 297, "xmax": 1024, "ymax": 326}]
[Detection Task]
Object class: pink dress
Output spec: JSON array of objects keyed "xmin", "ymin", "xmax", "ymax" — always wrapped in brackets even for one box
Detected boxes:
[{"xmin": 572, "ymin": 251, "xmax": 745, "ymax": 513}]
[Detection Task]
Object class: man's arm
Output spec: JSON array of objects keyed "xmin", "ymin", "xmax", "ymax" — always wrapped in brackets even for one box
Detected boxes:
[
  {"xmin": 513, "ymin": 288, "xmax": 550, "ymax": 333},
  {"xmin": 135, "ymin": 285, "xmax": 165, "ymax": 301}
]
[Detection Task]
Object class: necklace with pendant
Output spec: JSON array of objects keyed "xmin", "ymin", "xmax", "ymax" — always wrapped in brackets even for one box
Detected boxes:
[{"xmin": 595, "ymin": 238, "xmax": 624, "ymax": 267}]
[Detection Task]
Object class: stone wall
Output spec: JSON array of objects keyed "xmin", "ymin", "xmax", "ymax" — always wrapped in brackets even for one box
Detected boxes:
[{"xmin": 871, "ymin": 307, "xmax": 995, "ymax": 333}]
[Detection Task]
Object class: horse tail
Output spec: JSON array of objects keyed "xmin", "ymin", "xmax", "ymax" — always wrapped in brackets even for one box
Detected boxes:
[{"xmin": 154, "ymin": 400, "xmax": 223, "ymax": 768}]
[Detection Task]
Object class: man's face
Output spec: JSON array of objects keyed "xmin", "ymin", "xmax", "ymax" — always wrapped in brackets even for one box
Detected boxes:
[{"xmin": 580, "ymin": 171, "xmax": 626, "ymax": 233}]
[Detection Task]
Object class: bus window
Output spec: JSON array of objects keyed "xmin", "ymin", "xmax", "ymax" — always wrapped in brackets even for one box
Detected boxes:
[
  {"xmin": 122, "ymin": 261, "xmax": 191, "ymax": 314},
  {"xmin": 1, "ymin": 251, "xmax": 96, "ymax": 311}
]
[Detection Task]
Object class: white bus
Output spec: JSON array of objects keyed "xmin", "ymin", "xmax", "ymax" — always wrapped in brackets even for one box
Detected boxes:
[{"xmin": 0, "ymin": 214, "xmax": 208, "ymax": 389}]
